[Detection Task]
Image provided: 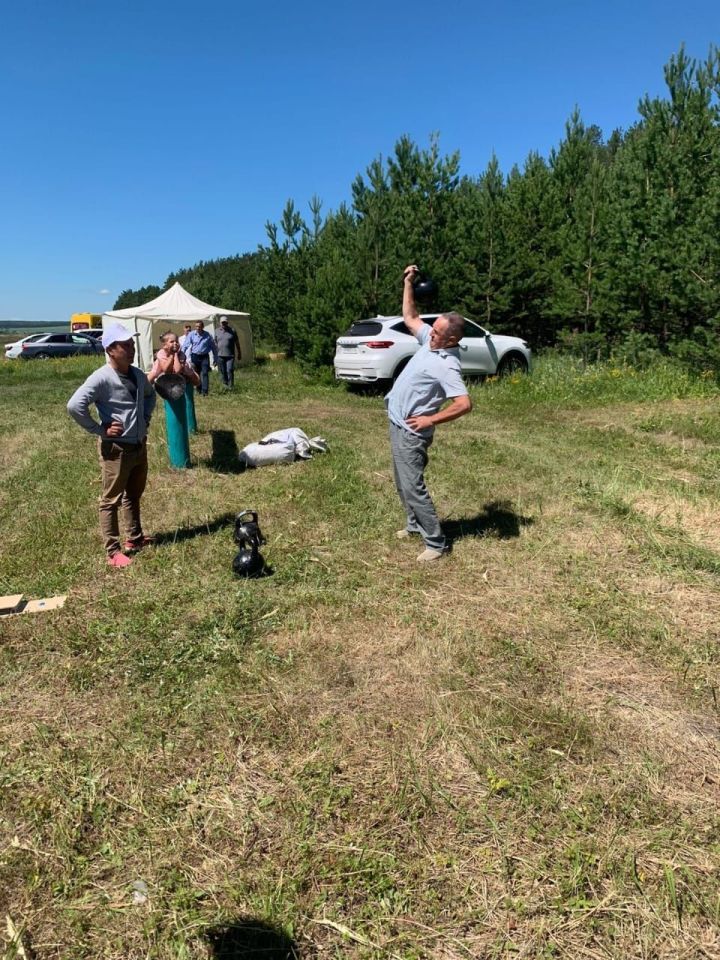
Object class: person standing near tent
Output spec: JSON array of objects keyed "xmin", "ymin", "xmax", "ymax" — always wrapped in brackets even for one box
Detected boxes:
[
  {"xmin": 179, "ymin": 324, "xmax": 192, "ymax": 352},
  {"xmin": 214, "ymin": 316, "xmax": 242, "ymax": 389},
  {"xmin": 67, "ymin": 323, "xmax": 157, "ymax": 568},
  {"xmin": 183, "ymin": 320, "xmax": 217, "ymax": 397}
]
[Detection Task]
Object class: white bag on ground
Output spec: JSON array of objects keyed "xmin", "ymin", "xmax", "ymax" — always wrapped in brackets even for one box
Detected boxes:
[
  {"xmin": 239, "ymin": 438, "xmax": 296, "ymax": 467},
  {"xmin": 239, "ymin": 427, "xmax": 328, "ymax": 468}
]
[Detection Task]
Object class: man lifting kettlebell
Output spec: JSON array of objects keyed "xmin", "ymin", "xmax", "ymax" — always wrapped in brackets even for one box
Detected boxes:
[{"xmin": 385, "ymin": 265, "xmax": 473, "ymax": 561}]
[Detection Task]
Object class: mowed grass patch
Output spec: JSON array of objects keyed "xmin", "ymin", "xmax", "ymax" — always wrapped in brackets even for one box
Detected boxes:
[{"xmin": 1, "ymin": 354, "xmax": 720, "ymax": 959}]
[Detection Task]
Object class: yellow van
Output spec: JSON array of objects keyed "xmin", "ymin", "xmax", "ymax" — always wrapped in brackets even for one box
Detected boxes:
[{"xmin": 70, "ymin": 313, "xmax": 102, "ymax": 331}]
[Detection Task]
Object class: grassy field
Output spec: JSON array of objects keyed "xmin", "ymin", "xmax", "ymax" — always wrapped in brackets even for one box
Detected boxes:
[{"xmin": 1, "ymin": 354, "xmax": 719, "ymax": 959}]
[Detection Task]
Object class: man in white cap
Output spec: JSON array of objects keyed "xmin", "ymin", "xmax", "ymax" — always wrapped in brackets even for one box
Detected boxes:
[{"xmin": 67, "ymin": 322, "xmax": 157, "ymax": 568}]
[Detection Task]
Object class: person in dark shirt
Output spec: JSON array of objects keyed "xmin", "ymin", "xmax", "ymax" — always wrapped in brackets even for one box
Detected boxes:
[{"xmin": 214, "ymin": 316, "xmax": 242, "ymax": 389}]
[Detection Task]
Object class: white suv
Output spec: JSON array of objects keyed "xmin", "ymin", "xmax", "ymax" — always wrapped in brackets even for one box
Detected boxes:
[{"xmin": 334, "ymin": 314, "xmax": 531, "ymax": 385}]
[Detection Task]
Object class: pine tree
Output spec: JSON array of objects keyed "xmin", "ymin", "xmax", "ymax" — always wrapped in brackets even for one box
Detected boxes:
[
  {"xmin": 601, "ymin": 48, "xmax": 720, "ymax": 349},
  {"xmin": 548, "ymin": 110, "xmax": 611, "ymax": 356},
  {"xmin": 113, "ymin": 285, "xmax": 163, "ymax": 310},
  {"xmin": 503, "ymin": 153, "xmax": 561, "ymax": 344}
]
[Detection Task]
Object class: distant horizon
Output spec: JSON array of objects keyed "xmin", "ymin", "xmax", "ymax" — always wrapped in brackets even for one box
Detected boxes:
[{"xmin": 0, "ymin": 320, "xmax": 68, "ymax": 331}]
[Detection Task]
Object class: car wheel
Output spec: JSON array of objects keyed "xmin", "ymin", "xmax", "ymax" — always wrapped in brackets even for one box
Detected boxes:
[
  {"xmin": 35, "ymin": 352, "xmax": 51, "ymax": 360},
  {"xmin": 392, "ymin": 357, "xmax": 410, "ymax": 382},
  {"xmin": 497, "ymin": 353, "xmax": 528, "ymax": 377}
]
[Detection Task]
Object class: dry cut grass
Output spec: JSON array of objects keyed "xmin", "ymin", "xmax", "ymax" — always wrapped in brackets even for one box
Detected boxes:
[{"xmin": 1, "ymin": 355, "xmax": 719, "ymax": 959}]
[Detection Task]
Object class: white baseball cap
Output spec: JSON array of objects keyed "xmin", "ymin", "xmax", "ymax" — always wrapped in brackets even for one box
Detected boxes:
[{"xmin": 101, "ymin": 323, "xmax": 134, "ymax": 350}]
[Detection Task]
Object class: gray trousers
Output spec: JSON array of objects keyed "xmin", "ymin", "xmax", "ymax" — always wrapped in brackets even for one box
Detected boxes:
[
  {"xmin": 389, "ymin": 421, "xmax": 445, "ymax": 551},
  {"xmin": 217, "ymin": 355, "xmax": 235, "ymax": 387}
]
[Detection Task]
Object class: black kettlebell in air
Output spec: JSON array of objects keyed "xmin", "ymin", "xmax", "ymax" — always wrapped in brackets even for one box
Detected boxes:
[
  {"xmin": 233, "ymin": 510, "xmax": 267, "ymax": 578},
  {"xmin": 412, "ymin": 272, "xmax": 438, "ymax": 304}
]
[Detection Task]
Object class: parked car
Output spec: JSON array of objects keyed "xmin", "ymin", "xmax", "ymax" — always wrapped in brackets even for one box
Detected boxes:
[
  {"xmin": 19, "ymin": 332, "xmax": 104, "ymax": 360},
  {"xmin": 333, "ymin": 314, "xmax": 531, "ymax": 385},
  {"xmin": 4, "ymin": 333, "xmax": 47, "ymax": 359},
  {"xmin": 78, "ymin": 328, "xmax": 104, "ymax": 340}
]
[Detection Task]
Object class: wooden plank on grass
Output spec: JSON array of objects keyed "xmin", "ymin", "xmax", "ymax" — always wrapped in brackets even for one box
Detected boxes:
[
  {"xmin": 22, "ymin": 596, "xmax": 67, "ymax": 615},
  {"xmin": 0, "ymin": 595, "xmax": 67, "ymax": 616},
  {"xmin": 0, "ymin": 595, "xmax": 24, "ymax": 614}
]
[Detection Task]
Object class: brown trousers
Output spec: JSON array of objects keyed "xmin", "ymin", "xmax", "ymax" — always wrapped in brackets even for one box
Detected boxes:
[{"xmin": 98, "ymin": 439, "xmax": 148, "ymax": 555}]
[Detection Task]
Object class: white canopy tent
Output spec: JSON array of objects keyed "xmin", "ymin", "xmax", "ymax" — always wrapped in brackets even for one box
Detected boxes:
[{"xmin": 103, "ymin": 282, "xmax": 254, "ymax": 371}]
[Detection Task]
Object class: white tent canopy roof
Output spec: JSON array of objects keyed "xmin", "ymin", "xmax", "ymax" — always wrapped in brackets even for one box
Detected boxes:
[
  {"xmin": 105, "ymin": 282, "xmax": 249, "ymax": 323},
  {"xmin": 102, "ymin": 281, "xmax": 254, "ymax": 371}
]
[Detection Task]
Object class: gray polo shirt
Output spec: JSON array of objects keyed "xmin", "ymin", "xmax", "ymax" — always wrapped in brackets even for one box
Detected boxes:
[
  {"xmin": 215, "ymin": 324, "xmax": 240, "ymax": 358},
  {"xmin": 67, "ymin": 365, "xmax": 156, "ymax": 444},
  {"xmin": 385, "ymin": 324, "xmax": 467, "ymax": 438}
]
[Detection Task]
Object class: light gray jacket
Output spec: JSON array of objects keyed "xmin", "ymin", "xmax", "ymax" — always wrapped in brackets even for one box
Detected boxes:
[{"xmin": 67, "ymin": 365, "xmax": 156, "ymax": 443}]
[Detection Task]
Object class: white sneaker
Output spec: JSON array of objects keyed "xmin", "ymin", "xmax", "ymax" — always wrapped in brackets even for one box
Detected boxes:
[
  {"xmin": 396, "ymin": 529, "xmax": 417, "ymax": 539},
  {"xmin": 417, "ymin": 547, "xmax": 444, "ymax": 562}
]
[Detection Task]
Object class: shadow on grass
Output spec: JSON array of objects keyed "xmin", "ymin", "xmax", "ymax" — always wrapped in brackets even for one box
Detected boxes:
[
  {"xmin": 347, "ymin": 381, "xmax": 389, "ymax": 397},
  {"xmin": 443, "ymin": 499, "xmax": 534, "ymax": 544},
  {"xmin": 206, "ymin": 919, "xmax": 300, "ymax": 959},
  {"xmin": 207, "ymin": 429, "xmax": 247, "ymax": 474},
  {"xmin": 154, "ymin": 512, "xmax": 236, "ymax": 546}
]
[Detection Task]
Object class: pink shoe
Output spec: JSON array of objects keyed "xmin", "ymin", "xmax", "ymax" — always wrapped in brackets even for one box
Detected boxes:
[
  {"xmin": 107, "ymin": 551, "xmax": 132, "ymax": 568},
  {"xmin": 123, "ymin": 536, "xmax": 155, "ymax": 552}
]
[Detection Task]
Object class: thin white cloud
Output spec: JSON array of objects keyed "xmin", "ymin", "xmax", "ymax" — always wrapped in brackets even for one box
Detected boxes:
[{"xmin": 98, "ymin": 288, "xmax": 111, "ymax": 295}]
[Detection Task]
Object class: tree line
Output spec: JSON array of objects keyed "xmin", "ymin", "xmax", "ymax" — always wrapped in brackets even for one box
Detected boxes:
[{"xmin": 115, "ymin": 47, "xmax": 720, "ymax": 369}]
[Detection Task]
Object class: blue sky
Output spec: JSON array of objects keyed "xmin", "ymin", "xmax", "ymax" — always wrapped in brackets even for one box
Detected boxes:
[{"xmin": 1, "ymin": 0, "xmax": 718, "ymax": 324}]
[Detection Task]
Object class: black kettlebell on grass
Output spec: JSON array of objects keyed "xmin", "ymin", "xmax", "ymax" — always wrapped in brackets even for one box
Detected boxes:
[{"xmin": 233, "ymin": 510, "xmax": 267, "ymax": 578}]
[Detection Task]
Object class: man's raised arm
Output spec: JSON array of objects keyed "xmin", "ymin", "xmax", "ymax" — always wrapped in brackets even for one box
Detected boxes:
[{"xmin": 402, "ymin": 264, "xmax": 424, "ymax": 337}]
